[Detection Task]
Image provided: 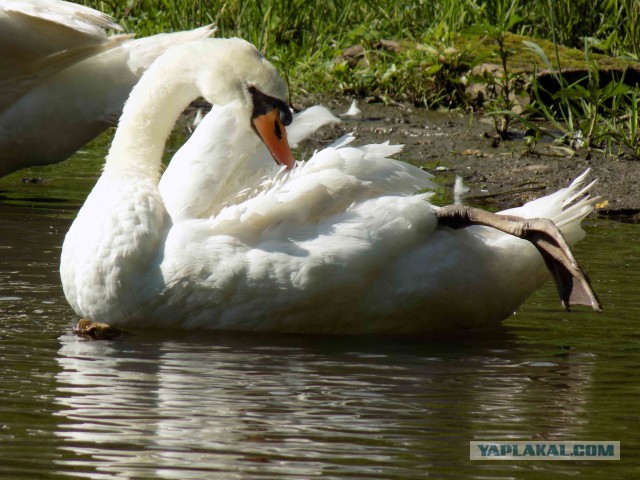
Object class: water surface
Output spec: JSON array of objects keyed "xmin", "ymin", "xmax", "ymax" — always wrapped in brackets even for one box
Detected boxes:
[{"xmin": 0, "ymin": 131, "xmax": 638, "ymax": 479}]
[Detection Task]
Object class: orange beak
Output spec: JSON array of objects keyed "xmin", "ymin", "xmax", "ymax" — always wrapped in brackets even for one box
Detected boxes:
[{"xmin": 252, "ymin": 109, "xmax": 295, "ymax": 170}]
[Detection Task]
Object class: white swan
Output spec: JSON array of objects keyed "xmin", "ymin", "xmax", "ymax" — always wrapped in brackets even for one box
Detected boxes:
[
  {"xmin": 61, "ymin": 38, "xmax": 601, "ymax": 336},
  {"xmin": 0, "ymin": 0, "xmax": 214, "ymax": 176}
]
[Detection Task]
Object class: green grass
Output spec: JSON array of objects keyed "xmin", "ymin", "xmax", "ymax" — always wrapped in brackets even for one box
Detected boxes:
[
  {"xmin": 80, "ymin": 0, "xmax": 486, "ymax": 104},
  {"xmin": 79, "ymin": 0, "xmax": 639, "ymax": 99},
  {"xmin": 81, "ymin": 0, "xmax": 640, "ymax": 107},
  {"xmin": 78, "ymin": 0, "xmax": 640, "ymax": 156}
]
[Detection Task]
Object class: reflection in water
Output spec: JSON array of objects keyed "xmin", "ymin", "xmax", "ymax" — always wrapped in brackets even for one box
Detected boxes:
[
  {"xmin": 54, "ymin": 332, "xmax": 596, "ymax": 479},
  {"xmin": 1, "ymin": 202, "xmax": 639, "ymax": 478}
]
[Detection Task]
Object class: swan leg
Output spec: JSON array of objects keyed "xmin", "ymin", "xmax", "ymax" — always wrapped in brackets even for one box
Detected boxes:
[
  {"xmin": 435, "ymin": 205, "xmax": 602, "ymax": 312},
  {"xmin": 73, "ymin": 319, "xmax": 128, "ymax": 340}
]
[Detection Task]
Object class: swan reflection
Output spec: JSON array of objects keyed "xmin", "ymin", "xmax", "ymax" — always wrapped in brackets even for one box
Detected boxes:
[{"xmin": 54, "ymin": 332, "xmax": 594, "ymax": 478}]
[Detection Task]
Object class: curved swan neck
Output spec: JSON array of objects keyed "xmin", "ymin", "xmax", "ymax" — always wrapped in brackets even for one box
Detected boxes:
[
  {"xmin": 104, "ymin": 61, "xmax": 200, "ymax": 180},
  {"xmin": 102, "ymin": 38, "xmax": 287, "ymax": 181}
]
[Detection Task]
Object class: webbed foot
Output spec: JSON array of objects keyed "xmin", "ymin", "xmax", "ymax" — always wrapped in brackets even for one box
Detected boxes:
[
  {"xmin": 436, "ymin": 205, "xmax": 602, "ymax": 312},
  {"xmin": 73, "ymin": 319, "xmax": 128, "ymax": 340}
]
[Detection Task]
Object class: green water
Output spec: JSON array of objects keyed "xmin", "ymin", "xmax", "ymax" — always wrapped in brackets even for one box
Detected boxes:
[{"xmin": 0, "ymin": 129, "xmax": 638, "ymax": 479}]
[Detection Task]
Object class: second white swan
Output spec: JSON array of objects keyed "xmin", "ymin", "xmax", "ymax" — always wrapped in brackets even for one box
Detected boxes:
[{"xmin": 0, "ymin": 0, "xmax": 214, "ymax": 176}]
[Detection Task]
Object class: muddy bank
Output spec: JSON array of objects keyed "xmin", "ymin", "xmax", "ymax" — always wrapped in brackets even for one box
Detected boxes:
[{"xmin": 297, "ymin": 97, "xmax": 640, "ymax": 218}]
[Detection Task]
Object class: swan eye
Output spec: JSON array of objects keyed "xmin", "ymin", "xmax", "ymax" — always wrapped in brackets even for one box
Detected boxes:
[{"xmin": 247, "ymin": 85, "xmax": 258, "ymax": 94}]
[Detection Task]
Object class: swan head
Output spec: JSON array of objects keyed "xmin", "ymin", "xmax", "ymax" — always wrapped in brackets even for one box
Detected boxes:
[{"xmin": 195, "ymin": 38, "xmax": 295, "ymax": 169}]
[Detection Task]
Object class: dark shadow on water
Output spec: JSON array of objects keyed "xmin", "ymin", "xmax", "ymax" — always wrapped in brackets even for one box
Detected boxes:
[{"xmin": 63, "ymin": 319, "xmax": 520, "ymax": 360}]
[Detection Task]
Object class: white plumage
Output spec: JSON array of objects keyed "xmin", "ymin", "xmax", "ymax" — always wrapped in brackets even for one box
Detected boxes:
[
  {"xmin": 61, "ymin": 38, "xmax": 597, "ymax": 335},
  {"xmin": 0, "ymin": 0, "xmax": 214, "ymax": 176},
  {"xmin": 159, "ymin": 102, "xmax": 342, "ymax": 222}
]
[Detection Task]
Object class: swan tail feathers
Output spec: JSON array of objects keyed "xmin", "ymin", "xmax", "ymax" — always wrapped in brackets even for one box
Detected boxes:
[{"xmin": 500, "ymin": 169, "xmax": 598, "ymax": 245}]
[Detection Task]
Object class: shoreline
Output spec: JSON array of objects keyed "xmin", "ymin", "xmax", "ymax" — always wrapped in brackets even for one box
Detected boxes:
[{"xmin": 298, "ymin": 97, "xmax": 640, "ymax": 219}]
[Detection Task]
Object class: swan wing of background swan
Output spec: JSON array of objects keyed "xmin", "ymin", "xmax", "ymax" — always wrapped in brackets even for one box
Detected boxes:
[
  {"xmin": 0, "ymin": 0, "xmax": 214, "ymax": 176},
  {"xmin": 0, "ymin": 0, "xmax": 120, "ymax": 82}
]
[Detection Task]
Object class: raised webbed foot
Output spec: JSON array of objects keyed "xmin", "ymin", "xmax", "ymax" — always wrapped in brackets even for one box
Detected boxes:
[{"xmin": 436, "ymin": 205, "xmax": 602, "ymax": 312}]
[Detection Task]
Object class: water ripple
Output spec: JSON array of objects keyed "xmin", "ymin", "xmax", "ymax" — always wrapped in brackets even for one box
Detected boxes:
[{"xmin": 0, "ymin": 210, "xmax": 638, "ymax": 478}]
